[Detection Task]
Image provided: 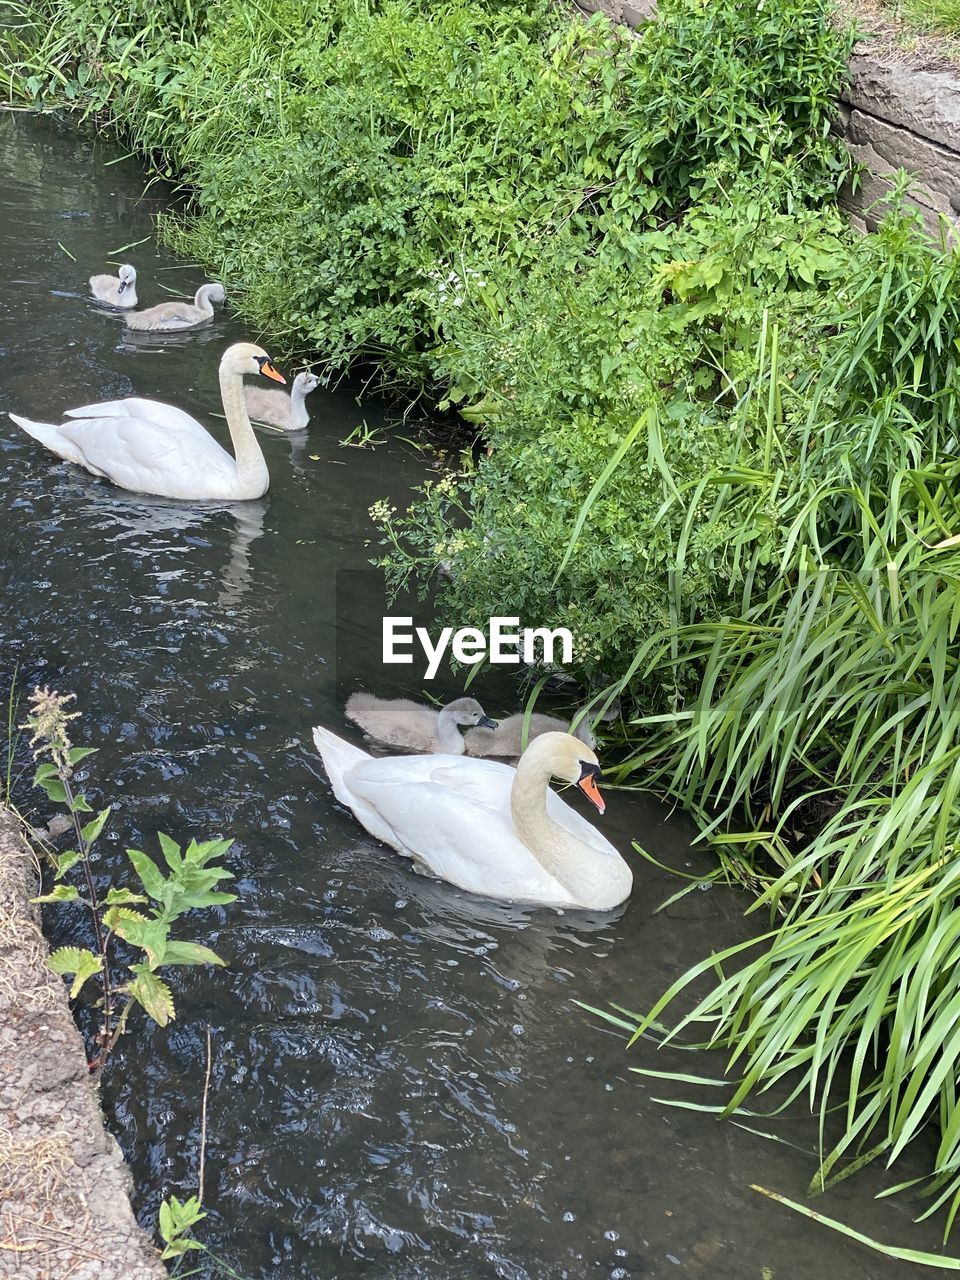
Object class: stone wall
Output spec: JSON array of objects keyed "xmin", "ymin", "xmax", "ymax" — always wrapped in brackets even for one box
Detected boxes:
[
  {"xmin": 836, "ymin": 55, "xmax": 960, "ymax": 235},
  {"xmin": 0, "ymin": 806, "xmax": 168, "ymax": 1280},
  {"xmin": 574, "ymin": 0, "xmax": 960, "ymax": 239}
]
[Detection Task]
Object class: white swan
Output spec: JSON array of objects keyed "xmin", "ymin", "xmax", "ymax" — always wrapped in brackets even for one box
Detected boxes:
[
  {"xmin": 312, "ymin": 727, "xmax": 633, "ymax": 911},
  {"xmin": 89, "ymin": 264, "xmax": 138, "ymax": 308},
  {"xmin": 245, "ymin": 371, "xmax": 321, "ymax": 431},
  {"xmin": 465, "ymin": 711, "xmax": 594, "ymax": 761},
  {"xmin": 345, "ymin": 693, "xmax": 496, "ymax": 754},
  {"xmin": 125, "ymin": 282, "xmax": 225, "ymax": 332},
  {"xmin": 9, "ymin": 341, "xmax": 285, "ymax": 501}
]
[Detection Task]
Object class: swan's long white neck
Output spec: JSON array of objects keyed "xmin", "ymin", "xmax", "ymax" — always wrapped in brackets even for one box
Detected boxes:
[
  {"xmin": 219, "ymin": 363, "xmax": 269, "ymax": 495},
  {"xmin": 509, "ymin": 737, "xmax": 629, "ymax": 910},
  {"xmin": 436, "ymin": 705, "xmax": 466, "ymax": 754}
]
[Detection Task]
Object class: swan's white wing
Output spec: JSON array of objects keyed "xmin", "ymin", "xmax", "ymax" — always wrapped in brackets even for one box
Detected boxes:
[
  {"xmin": 343, "ymin": 754, "xmax": 577, "ymax": 907},
  {"xmin": 64, "ymin": 397, "xmax": 204, "ymax": 434},
  {"xmin": 55, "ymin": 415, "xmax": 236, "ymax": 498}
]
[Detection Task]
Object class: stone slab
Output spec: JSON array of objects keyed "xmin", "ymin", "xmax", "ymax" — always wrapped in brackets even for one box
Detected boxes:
[
  {"xmin": 0, "ymin": 806, "xmax": 167, "ymax": 1280},
  {"xmin": 843, "ymin": 54, "xmax": 960, "ymax": 153}
]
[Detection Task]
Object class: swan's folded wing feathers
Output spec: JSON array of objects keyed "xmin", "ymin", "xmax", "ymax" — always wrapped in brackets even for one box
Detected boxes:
[
  {"xmin": 56, "ymin": 416, "xmax": 236, "ymax": 494},
  {"xmin": 343, "ymin": 755, "xmax": 575, "ymax": 906},
  {"xmin": 64, "ymin": 398, "xmax": 203, "ymax": 433}
]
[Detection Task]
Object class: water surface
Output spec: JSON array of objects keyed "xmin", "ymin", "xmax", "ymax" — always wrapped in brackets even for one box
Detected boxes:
[{"xmin": 0, "ymin": 113, "xmax": 949, "ymax": 1279}]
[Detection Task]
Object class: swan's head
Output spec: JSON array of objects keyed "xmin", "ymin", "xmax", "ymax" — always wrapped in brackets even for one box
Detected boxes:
[
  {"xmin": 117, "ymin": 264, "xmax": 136, "ymax": 293},
  {"xmin": 221, "ymin": 342, "xmax": 286, "ymax": 384},
  {"xmin": 446, "ymin": 697, "xmax": 497, "ymax": 729},
  {"xmin": 295, "ymin": 371, "xmax": 322, "ymax": 395},
  {"xmin": 198, "ymin": 282, "xmax": 227, "ymax": 306},
  {"xmin": 526, "ymin": 731, "xmax": 606, "ymax": 814}
]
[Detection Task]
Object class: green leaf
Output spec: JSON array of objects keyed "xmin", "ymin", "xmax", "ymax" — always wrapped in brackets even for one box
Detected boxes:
[
  {"xmin": 81, "ymin": 807, "xmax": 111, "ymax": 845},
  {"xmin": 32, "ymin": 884, "xmax": 80, "ymax": 904},
  {"xmin": 127, "ymin": 848, "xmax": 167, "ymax": 901},
  {"xmin": 160, "ymin": 1238, "xmax": 203, "ymax": 1261},
  {"xmin": 47, "ymin": 946, "xmax": 103, "ymax": 998},
  {"xmin": 53, "ymin": 849, "xmax": 82, "ymax": 879},
  {"xmin": 161, "ymin": 940, "xmax": 226, "ymax": 967},
  {"xmin": 67, "ymin": 747, "xmax": 97, "ymax": 765},
  {"xmin": 126, "ymin": 966, "xmax": 175, "ymax": 1026},
  {"xmin": 157, "ymin": 832, "xmax": 182, "ymax": 871},
  {"xmin": 37, "ymin": 777, "xmax": 68, "ymax": 804},
  {"xmin": 104, "ymin": 886, "xmax": 149, "ymax": 906},
  {"xmin": 110, "ymin": 914, "xmax": 168, "ymax": 967},
  {"xmin": 33, "ymin": 762, "xmax": 58, "ymax": 784},
  {"xmin": 102, "ymin": 905, "xmax": 150, "ymax": 931}
]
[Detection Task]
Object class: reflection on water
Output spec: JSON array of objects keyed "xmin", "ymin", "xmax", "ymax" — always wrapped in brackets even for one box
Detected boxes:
[{"xmin": 0, "ymin": 112, "xmax": 951, "ymax": 1280}]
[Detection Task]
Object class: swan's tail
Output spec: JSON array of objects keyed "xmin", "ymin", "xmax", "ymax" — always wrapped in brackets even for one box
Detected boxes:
[
  {"xmin": 312, "ymin": 725, "xmax": 369, "ymax": 806},
  {"xmin": 9, "ymin": 413, "xmax": 86, "ymax": 465}
]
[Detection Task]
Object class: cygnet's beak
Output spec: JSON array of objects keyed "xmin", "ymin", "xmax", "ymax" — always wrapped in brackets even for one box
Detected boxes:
[
  {"xmin": 577, "ymin": 761, "xmax": 605, "ymax": 814},
  {"xmin": 478, "ymin": 716, "xmax": 498, "ymax": 730},
  {"xmin": 118, "ymin": 279, "xmax": 128, "ymax": 293}
]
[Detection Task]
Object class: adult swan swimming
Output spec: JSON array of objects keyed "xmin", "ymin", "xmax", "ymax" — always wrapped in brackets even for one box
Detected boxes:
[
  {"xmin": 9, "ymin": 342, "xmax": 285, "ymax": 501},
  {"xmin": 312, "ymin": 727, "xmax": 633, "ymax": 911}
]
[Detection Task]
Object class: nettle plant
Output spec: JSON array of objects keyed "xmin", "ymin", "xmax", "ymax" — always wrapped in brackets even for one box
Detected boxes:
[{"xmin": 24, "ymin": 686, "xmax": 235, "ymax": 1069}]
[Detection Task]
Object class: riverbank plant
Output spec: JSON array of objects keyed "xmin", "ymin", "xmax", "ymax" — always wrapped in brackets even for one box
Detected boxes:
[
  {"xmin": 23, "ymin": 687, "xmax": 236, "ymax": 1070},
  {"xmin": 8, "ymin": 0, "xmax": 960, "ymax": 1235}
]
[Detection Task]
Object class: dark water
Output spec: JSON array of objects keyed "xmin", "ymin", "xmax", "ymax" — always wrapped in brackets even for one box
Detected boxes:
[{"xmin": 0, "ymin": 112, "xmax": 948, "ymax": 1279}]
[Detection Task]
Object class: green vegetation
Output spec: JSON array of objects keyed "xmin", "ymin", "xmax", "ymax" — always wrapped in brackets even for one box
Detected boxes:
[
  {"xmin": 883, "ymin": 0, "xmax": 960, "ymax": 38},
  {"xmin": 23, "ymin": 687, "xmax": 235, "ymax": 1069},
  {"xmin": 6, "ymin": 0, "xmax": 960, "ymax": 1243}
]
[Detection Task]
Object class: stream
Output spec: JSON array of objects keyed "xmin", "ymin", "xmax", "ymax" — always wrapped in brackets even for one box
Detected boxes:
[{"xmin": 0, "ymin": 111, "xmax": 947, "ymax": 1280}]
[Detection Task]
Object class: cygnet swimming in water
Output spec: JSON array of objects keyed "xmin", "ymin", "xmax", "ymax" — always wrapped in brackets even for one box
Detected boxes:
[
  {"xmin": 345, "ymin": 693, "xmax": 496, "ymax": 755},
  {"xmin": 125, "ymin": 282, "xmax": 225, "ymax": 332},
  {"xmin": 89, "ymin": 264, "xmax": 138, "ymax": 308},
  {"xmin": 244, "ymin": 371, "xmax": 322, "ymax": 430}
]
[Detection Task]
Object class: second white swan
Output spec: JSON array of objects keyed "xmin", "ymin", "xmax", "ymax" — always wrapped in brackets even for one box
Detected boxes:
[
  {"xmin": 9, "ymin": 342, "xmax": 285, "ymax": 501},
  {"xmin": 312, "ymin": 727, "xmax": 633, "ymax": 911}
]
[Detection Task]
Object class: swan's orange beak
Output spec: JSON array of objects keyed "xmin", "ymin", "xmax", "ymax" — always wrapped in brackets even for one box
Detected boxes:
[
  {"xmin": 577, "ymin": 762, "xmax": 605, "ymax": 814},
  {"xmin": 255, "ymin": 354, "xmax": 286, "ymax": 384}
]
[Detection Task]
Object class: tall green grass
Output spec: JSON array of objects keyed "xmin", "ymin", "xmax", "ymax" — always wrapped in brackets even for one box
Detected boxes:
[{"xmin": 586, "ymin": 197, "xmax": 960, "ymax": 1233}]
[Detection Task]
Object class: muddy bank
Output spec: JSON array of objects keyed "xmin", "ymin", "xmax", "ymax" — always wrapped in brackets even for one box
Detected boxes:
[{"xmin": 0, "ymin": 806, "xmax": 166, "ymax": 1280}]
